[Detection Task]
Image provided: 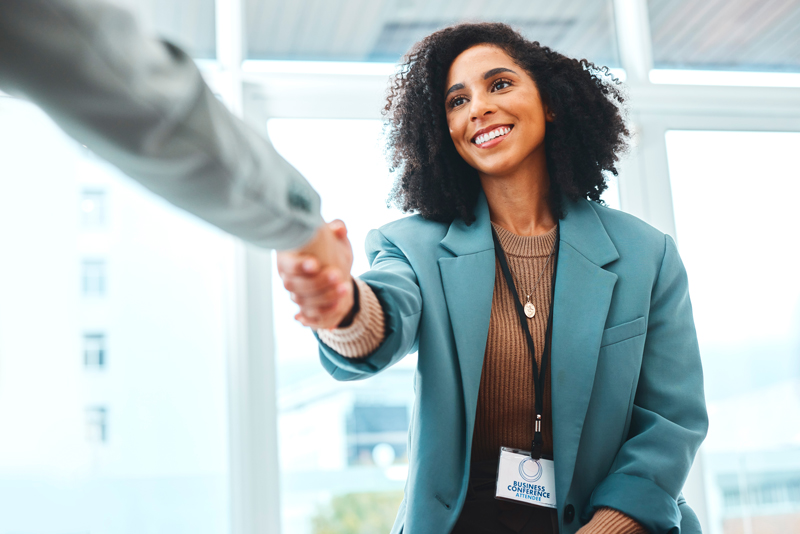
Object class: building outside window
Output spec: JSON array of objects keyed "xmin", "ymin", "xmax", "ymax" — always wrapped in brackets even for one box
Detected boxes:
[
  {"xmin": 80, "ymin": 189, "xmax": 106, "ymax": 228},
  {"xmin": 83, "ymin": 332, "xmax": 106, "ymax": 368},
  {"xmin": 81, "ymin": 259, "xmax": 106, "ymax": 296},
  {"xmin": 346, "ymin": 405, "xmax": 409, "ymax": 467},
  {"xmin": 85, "ymin": 406, "xmax": 108, "ymax": 443}
]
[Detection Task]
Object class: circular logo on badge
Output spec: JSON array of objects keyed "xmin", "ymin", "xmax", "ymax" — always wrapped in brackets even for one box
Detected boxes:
[{"xmin": 518, "ymin": 458, "xmax": 543, "ymax": 483}]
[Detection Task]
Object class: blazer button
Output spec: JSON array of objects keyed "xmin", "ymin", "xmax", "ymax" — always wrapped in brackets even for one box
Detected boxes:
[{"xmin": 564, "ymin": 504, "xmax": 575, "ymax": 524}]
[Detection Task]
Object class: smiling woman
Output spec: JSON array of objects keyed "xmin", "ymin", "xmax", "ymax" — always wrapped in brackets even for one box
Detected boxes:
[
  {"xmin": 277, "ymin": 22, "xmax": 707, "ymax": 534},
  {"xmin": 445, "ymin": 47, "xmax": 550, "ymax": 177},
  {"xmin": 383, "ymin": 23, "xmax": 629, "ymax": 224}
]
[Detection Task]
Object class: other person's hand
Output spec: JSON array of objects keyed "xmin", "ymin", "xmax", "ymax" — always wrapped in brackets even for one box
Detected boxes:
[{"xmin": 276, "ymin": 220, "xmax": 354, "ymax": 329}]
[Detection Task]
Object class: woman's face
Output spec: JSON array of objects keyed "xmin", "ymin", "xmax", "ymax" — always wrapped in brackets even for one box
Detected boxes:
[{"xmin": 444, "ymin": 44, "xmax": 552, "ymax": 178}]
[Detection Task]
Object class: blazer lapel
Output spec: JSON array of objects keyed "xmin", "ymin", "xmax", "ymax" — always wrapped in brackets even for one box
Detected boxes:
[
  {"xmin": 438, "ymin": 193, "xmax": 496, "ymax": 443},
  {"xmin": 551, "ymin": 199, "xmax": 620, "ymax": 501}
]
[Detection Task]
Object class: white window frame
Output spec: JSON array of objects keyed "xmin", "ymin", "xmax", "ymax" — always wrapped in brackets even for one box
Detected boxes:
[
  {"xmin": 205, "ymin": 1, "xmax": 800, "ymax": 533},
  {"xmin": 212, "ymin": 2, "xmax": 282, "ymax": 534}
]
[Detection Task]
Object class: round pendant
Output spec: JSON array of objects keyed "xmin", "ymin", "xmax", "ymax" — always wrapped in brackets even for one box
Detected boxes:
[{"xmin": 524, "ymin": 302, "xmax": 536, "ymax": 318}]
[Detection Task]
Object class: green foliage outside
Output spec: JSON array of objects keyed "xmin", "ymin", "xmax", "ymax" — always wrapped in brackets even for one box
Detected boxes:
[{"xmin": 312, "ymin": 491, "xmax": 405, "ymax": 534}]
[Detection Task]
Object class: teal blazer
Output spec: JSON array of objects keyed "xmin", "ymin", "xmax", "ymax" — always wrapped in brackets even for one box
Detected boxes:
[{"xmin": 318, "ymin": 193, "xmax": 708, "ymax": 534}]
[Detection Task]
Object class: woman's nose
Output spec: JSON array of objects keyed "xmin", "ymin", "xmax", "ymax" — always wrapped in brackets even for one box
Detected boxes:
[{"xmin": 470, "ymin": 95, "xmax": 495, "ymax": 121}]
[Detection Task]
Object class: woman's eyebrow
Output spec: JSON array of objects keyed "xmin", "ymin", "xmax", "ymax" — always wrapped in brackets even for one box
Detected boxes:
[
  {"xmin": 484, "ymin": 67, "xmax": 517, "ymax": 79},
  {"xmin": 445, "ymin": 83, "xmax": 464, "ymax": 97},
  {"xmin": 444, "ymin": 67, "xmax": 517, "ymax": 97}
]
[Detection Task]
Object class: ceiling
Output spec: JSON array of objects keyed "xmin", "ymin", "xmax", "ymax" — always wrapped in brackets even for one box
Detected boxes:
[
  {"xmin": 245, "ymin": 0, "xmax": 621, "ymax": 67},
  {"xmin": 114, "ymin": 0, "xmax": 800, "ymax": 73},
  {"xmin": 649, "ymin": 0, "xmax": 800, "ymax": 72}
]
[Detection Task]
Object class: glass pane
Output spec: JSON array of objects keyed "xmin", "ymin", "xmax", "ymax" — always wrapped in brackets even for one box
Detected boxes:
[
  {"xmin": 247, "ymin": 0, "xmax": 621, "ymax": 68},
  {"xmin": 267, "ymin": 119, "xmax": 412, "ymax": 534},
  {"xmin": 649, "ymin": 0, "xmax": 800, "ymax": 72},
  {"xmin": 110, "ymin": 0, "xmax": 216, "ymax": 59},
  {"xmin": 0, "ymin": 97, "xmax": 233, "ymax": 532},
  {"xmin": 602, "ymin": 173, "xmax": 620, "ymax": 211},
  {"xmin": 666, "ymin": 130, "xmax": 800, "ymax": 534}
]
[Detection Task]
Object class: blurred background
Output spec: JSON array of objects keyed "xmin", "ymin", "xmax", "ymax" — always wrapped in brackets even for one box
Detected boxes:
[{"xmin": 1, "ymin": 1, "xmax": 799, "ymax": 533}]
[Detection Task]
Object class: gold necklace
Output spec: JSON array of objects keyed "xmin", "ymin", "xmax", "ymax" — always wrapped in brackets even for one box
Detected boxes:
[{"xmin": 506, "ymin": 236, "xmax": 556, "ymax": 318}]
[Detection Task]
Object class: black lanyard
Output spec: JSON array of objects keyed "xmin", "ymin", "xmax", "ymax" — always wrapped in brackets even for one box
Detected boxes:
[{"xmin": 491, "ymin": 224, "xmax": 560, "ymax": 460}]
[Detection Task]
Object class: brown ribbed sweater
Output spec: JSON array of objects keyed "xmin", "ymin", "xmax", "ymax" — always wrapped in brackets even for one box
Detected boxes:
[
  {"xmin": 472, "ymin": 223, "xmax": 557, "ymax": 461},
  {"xmin": 317, "ymin": 224, "xmax": 646, "ymax": 534}
]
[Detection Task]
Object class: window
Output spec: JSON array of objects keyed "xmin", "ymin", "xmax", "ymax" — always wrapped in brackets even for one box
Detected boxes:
[
  {"xmin": 80, "ymin": 189, "xmax": 106, "ymax": 227},
  {"xmin": 85, "ymin": 406, "xmax": 108, "ymax": 443},
  {"xmin": 0, "ymin": 96, "xmax": 233, "ymax": 534},
  {"xmin": 666, "ymin": 130, "xmax": 800, "ymax": 534},
  {"xmin": 347, "ymin": 405, "xmax": 409, "ymax": 467},
  {"xmin": 81, "ymin": 259, "xmax": 106, "ymax": 296},
  {"xmin": 83, "ymin": 332, "xmax": 106, "ymax": 368},
  {"xmin": 268, "ymin": 119, "xmax": 410, "ymax": 534}
]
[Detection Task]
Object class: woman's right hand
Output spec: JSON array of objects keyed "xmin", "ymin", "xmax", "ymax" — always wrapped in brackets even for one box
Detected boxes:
[{"xmin": 276, "ymin": 219, "xmax": 355, "ymax": 329}]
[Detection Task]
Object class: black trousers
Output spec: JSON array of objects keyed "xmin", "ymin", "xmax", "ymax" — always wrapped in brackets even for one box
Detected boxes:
[{"xmin": 451, "ymin": 460, "xmax": 559, "ymax": 534}]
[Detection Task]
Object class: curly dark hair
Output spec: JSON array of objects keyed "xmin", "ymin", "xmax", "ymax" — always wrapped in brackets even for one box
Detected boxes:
[{"xmin": 383, "ymin": 22, "xmax": 629, "ymax": 223}]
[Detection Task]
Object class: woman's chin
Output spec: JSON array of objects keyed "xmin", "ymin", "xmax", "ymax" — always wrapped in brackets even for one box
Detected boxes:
[{"xmin": 475, "ymin": 162, "xmax": 520, "ymax": 179}]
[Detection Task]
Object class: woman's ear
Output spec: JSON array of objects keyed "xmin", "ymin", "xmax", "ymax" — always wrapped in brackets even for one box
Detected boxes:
[{"xmin": 545, "ymin": 107, "xmax": 555, "ymax": 122}]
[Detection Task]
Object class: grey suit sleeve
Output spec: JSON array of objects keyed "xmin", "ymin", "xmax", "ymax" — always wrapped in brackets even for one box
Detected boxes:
[{"xmin": 0, "ymin": 0, "xmax": 323, "ymax": 250}]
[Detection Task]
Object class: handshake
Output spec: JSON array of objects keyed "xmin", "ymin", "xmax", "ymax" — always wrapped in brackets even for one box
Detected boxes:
[{"xmin": 276, "ymin": 220, "xmax": 356, "ymax": 330}]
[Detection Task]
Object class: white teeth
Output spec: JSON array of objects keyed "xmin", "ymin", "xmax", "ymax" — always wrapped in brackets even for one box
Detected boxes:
[{"xmin": 475, "ymin": 126, "xmax": 510, "ymax": 145}]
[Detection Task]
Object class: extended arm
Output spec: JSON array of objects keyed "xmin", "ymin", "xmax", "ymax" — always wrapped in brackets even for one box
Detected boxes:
[
  {"xmin": 588, "ymin": 235, "xmax": 709, "ymax": 533},
  {"xmin": 317, "ymin": 228, "xmax": 422, "ymax": 380},
  {"xmin": 316, "ymin": 278, "xmax": 387, "ymax": 358},
  {"xmin": 0, "ymin": 0, "xmax": 322, "ymax": 250}
]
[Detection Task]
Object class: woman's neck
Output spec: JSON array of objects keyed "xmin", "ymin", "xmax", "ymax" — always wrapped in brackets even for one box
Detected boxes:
[{"xmin": 480, "ymin": 164, "xmax": 556, "ymax": 237}]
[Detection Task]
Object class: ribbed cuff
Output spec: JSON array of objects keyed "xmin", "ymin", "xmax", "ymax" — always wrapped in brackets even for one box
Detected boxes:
[
  {"xmin": 316, "ymin": 278, "xmax": 386, "ymax": 358},
  {"xmin": 576, "ymin": 508, "xmax": 648, "ymax": 534}
]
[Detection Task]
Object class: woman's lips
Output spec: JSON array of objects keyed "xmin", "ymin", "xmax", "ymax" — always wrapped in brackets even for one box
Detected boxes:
[{"xmin": 473, "ymin": 126, "xmax": 513, "ymax": 149}]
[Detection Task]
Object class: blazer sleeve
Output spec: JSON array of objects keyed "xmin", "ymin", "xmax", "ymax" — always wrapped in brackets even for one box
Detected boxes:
[
  {"xmin": 317, "ymin": 229, "xmax": 422, "ymax": 381},
  {"xmin": 0, "ymin": 0, "xmax": 322, "ymax": 250},
  {"xmin": 588, "ymin": 235, "xmax": 709, "ymax": 534}
]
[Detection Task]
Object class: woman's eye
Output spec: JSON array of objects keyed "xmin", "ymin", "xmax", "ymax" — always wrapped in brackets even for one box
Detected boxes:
[
  {"xmin": 492, "ymin": 79, "xmax": 512, "ymax": 91},
  {"xmin": 450, "ymin": 96, "xmax": 467, "ymax": 108}
]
